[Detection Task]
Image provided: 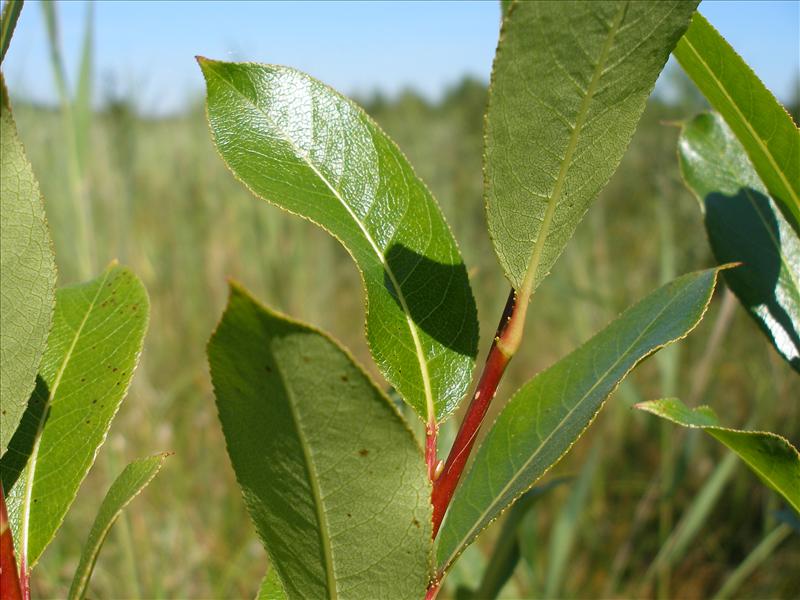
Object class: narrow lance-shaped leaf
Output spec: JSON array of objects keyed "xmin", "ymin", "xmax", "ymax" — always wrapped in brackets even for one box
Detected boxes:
[
  {"xmin": 436, "ymin": 268, "xmax": 719, "ymax": 572},
  {"xmin": 637, "ymin": 399, "xmax": 800, "ymax": 513},
  {"xmin": 0, "ymin": 264, "xmax": 149, "ymax": 568},
  {"xmin": 68, "ymin": 453, "xmax": 168, "ymax": 600},
  {"xmin": 1, "ymin": 75, "xmax": 56, "ymax": 455},
  {"xmin": 674, "ymin": 12, "xmax": 800, "ymax": 230},
  {"xmin": 208, "ymin": 284, "xmax": 432, "ymax": 600},
  {"xmin": 485, "ymin": 1, "xmax": 698, "ymax": 298},
  {"xmin": 0, "ymin": 0, "xmax": 23, "ymax": 65},
  {"xmin": 679, "ymin": 112, "xmax": 800, "ymax": 372},
  {"xmin": 199, "ymin": 58, "xmax": 478, "ymax": 424}
]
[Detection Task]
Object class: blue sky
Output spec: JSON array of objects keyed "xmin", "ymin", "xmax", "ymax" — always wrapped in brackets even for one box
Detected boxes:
[{"xmin": 3, "ymin": 1, "xmax": 799, "ymax": 115}]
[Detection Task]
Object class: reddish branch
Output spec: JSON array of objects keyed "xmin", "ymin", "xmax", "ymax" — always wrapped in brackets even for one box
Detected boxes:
[
  {"xmin": 1, "ymin": 483, "xmax": 23, "ymax": 600},
  {"xmin": 430, "ymin": 288, "xmax": 523, "ymax": 536}
]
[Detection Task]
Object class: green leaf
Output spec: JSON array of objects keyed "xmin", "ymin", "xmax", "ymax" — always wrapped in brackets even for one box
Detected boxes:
[
  {"xmin": 0, "ymin": 75, "xmax": 56, "ymax": 455},
  {"xmin": 208, "ymin": 283, "xmax": 432, "ymax": 600},
  {"xmin": 436, "ymin": 269, "xmax": 719, "ymax": 572},
  {"xmin": 636, "ymin": 398, "xmax": 800, "ymax": 513},
  {"xmin": 198, "ymin": 58, "xmax": 478, "ymax": 423},
  {"xmin": 678, "ymin": 112, "xmax": 800, "ymax": 371},
  {"xmin": 1, "ymin": 264, "xmax": 149, "ymax": 568},
  {"xmin": 484, "ymin": 1, "xmax": 698, "ymax": 298},
  {"xmin": 674, "ymin": 12, "xmax": 800, "ymax": 230},
  {"xmin": 68, "ymin": 453, "xmax": 168, "ymax": 600},
  {"xmin": 0, "ymin": 0, "xmax": 23, "ymax": 65},
  {"xmin": 73, "ymin": 1, "xmax": 93, "ymax": 176},
  {"xmin": 257, "ymin": 569, "xmax": 287, "ymax": 600}
]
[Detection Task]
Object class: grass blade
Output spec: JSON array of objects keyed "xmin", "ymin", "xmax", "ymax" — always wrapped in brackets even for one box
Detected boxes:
[
  {"xmin": 712, "ymin": 523, "xmax": 793, "ymax": 600},
  {"xmin": 544, "ymin": 448, "xmax": 599, "ymax": 598}
]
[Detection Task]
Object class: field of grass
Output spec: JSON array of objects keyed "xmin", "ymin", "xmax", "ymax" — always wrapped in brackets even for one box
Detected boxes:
[{"xmin": 10, "ymin": 69, "xmax": 799, "ymax": 599}]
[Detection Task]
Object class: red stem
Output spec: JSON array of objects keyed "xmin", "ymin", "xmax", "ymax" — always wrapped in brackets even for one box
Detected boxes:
[
  {"xmin": 1, "ymin": 483, "xmax": 23, "ymax": 600},
  {"xmin": 430, "ymin": 289, "xmax": 521, "ymax": 536},
  {"xmin": 425, "ymin": 579, "xmax": 441, "ymax": 600}
]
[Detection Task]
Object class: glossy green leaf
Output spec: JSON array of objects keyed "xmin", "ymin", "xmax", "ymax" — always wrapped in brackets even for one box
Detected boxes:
[
  {"xmin": 484, "ymin": 1, "xmax": 698, "ymax": 297},
  {"xmin": 636, "ymin": 398, "xmax": 800, "ymax": 513},
  {"xmin": 1, "ymin": 264, "xmax": 149, "ymax": 568},
  {"xmin": 208, "ymin": 283, "xmax": 432, "ymax": 600},
  {"xmin": 679, "ymin": 112, "xmax": 799, "ymax": 371},
  {"xmin": 68, "ymin": 453, "xmax": 168, "ymax": 600},
  {"xmin": 257, "ymin": 569, "xmax": 287, "ymax": 600},
  {"xmin": 0, "ymin": 76, "xmax": 56, "ymax": 455},
  {"xmin": 436, "ymin": 269, "xmax": 719, "ymax": 572},
  {"xmin": 0, "ymin": 0, "xmax": 23, "ymax": 65},
  {"xmin": 199, "ymin": 58, "xmax": 478, "ymax": 423},
  {"xmin": 674, "ymin": 12, "xmax": 800, "ymax": 230}
]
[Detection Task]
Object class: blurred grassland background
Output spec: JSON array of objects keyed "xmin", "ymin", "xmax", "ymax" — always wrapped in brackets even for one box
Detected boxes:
[{"xmin": 5, "ymin": 2, "xmax": 800, "ymax": 599}]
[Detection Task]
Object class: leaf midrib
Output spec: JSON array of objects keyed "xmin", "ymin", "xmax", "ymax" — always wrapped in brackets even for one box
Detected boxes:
[
  {"xmin": 274, "ymin": 354, "xmax": 338, "ymax": 599},
  {"xmin": 208, "ymin": 65, "xmax": 436, "ymax": 423},
  {"xmin": 677, "ymin": 26, "xmax": 800, "ymax": 217},
  {"xmin": 443, "ymin": 283, "xmax": 687, "ymax": 570},
  {"xmin": 517, "ymin": 2, "xmax": 627, "ymax": 299},
  {"xmin": 20, "ymin": 267, "xmax": 113, "ymax": 567}
]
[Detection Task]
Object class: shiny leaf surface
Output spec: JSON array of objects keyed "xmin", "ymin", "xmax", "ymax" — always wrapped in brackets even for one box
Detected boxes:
[
  {"xmin": 208, "ymin": 284, "xmax": 432, "ymax": 599},
  {"xmin": 679, "ymin": 112, "xmax": 799, "ymax": 371},
  {"xmin": 199, "ymin": 58, "xmax": 478, "ymax": 423}
]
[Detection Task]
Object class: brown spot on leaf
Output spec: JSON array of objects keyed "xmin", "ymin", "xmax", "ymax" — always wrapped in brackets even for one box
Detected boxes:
[{"xmin": 358, "ymin": 449, "xmax": 369, "ymax": 457}]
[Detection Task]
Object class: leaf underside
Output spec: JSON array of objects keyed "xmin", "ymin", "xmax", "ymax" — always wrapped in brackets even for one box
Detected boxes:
[
  {"xmin": 678, "ymin": 112, "xmax": 800, "ymax": 371},
  {"xmin": 1, "ymin": 264, "xmax": 149, "ymax": 568},
  {"xmin": 0, "ymin": 76, "xmax": 57, "ymax": 455},
  {"xmin": 199, "ymin": 58, "xmax": 478, "ymax": 423},
  {"xmin": 437, "ymin": 268, "xmax": 719, "ymax": 572},
  {"xmin": 208, "ymin": 284, "xmax": 432, "ymax": 600},
  {"xmin": 484, "ymin": 0, "xmax": 698, "ymax": 294},
  {"xmin": 637, "ymin": 399, "xmax": 800, "ymax": 513}
]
